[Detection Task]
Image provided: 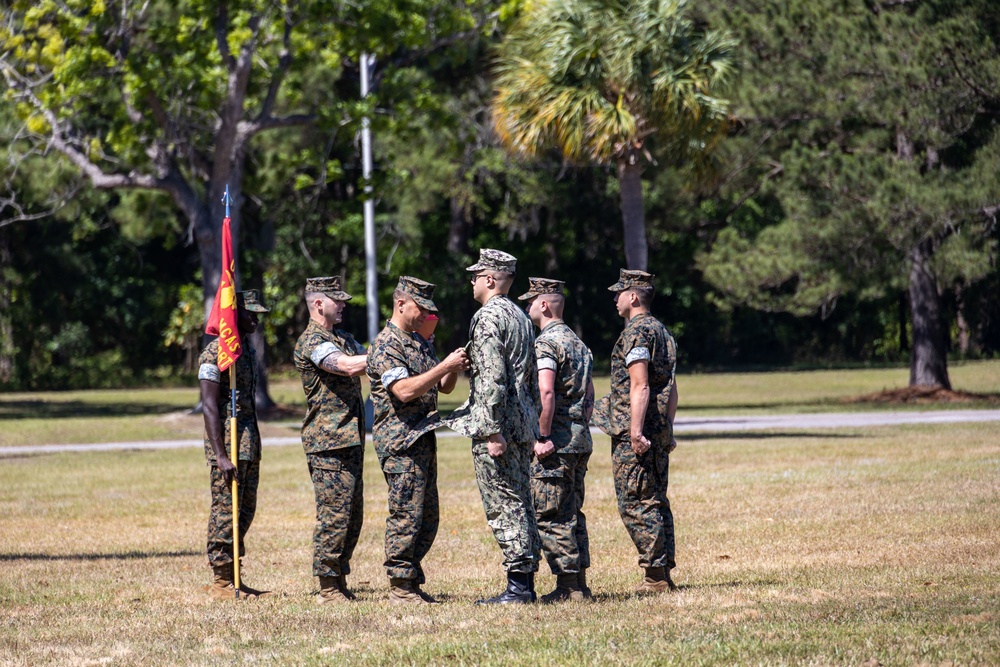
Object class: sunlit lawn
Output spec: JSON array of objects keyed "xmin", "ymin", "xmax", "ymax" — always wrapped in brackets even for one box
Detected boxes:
[
  {"xmin": 1, "ymin": 422, "xmax": 997, "ymax": 665},
  {"xmin": 1, "ymin": 360, "xmax": 998, "ymax": 447}
]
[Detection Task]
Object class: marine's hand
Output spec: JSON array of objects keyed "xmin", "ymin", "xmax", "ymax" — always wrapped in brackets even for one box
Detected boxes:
[
  {"xmin": 442, "ymin": 348, "xmax": 470, "ymax": 373},
  {"xmin": 487, "ymin": 433, "xmax": 507, "ymax": 458},
  {"xmin": 534, "ymin": 440, "xmax": 554, "ymax": 459},
  {"xmin": 534, "ymin": 440, "xmax": 555, "ymax": 460},
  {"xmin": 216, "ymin": 456, "xmax": 239, "ymax": 484},
  {"xmin": 630, "ymin": 432, "xmax": 651, "ymax": 455}
]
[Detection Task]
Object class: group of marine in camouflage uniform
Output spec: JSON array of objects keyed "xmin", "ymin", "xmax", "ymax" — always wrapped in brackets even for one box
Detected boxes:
[{"xmin": 197, "ymin": 248, "xmax": 679, "ymax": 604}]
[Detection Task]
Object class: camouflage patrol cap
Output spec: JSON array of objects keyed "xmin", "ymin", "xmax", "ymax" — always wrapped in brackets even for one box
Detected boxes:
[
  {"xmin": 395, "ymin": 275, "xmax": 438, "ymax": 312},
  {"xmin": 608, "ymin": 269, "xmax": 655, "ymax": 292},
  {"xmin": 236, "ymin": 289, "xmax": 269, "ymax": 313},
  {"xmin": 517, "ymin": 277, "xmax": 566, "ymax": 301},
  {"xmin": 466, "ymin": 248, "xmax": 517, "ymax": 274},
  {"xmin": 305, "ymin": 276, "xmax": 352, "ymax": 301}
]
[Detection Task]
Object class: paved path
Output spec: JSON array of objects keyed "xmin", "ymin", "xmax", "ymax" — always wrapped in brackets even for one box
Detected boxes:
[{"xmin": 2, "ymin": 409, "xmax": 998, "ymax": 456}]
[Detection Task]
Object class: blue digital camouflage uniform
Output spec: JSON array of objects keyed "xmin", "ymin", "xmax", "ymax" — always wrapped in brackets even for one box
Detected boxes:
[
  {"xmin": 530, "ymin": 320, "xmax": 594, "ymax": 576},
  {"xmin": 367, "ymin": 321, "xmax": 442, "ymax": 584},
  {"xmin": 447, "ymin": 294, "xmax": 542, "ymax": 574},
  {"xmin": 608, "ymin": 312, "xmax": 678, "ymax": 571},
  {"xmin": 198, "ymin": 338, "xmax": 261, "ymax": 568},
  {"xmin": 294, "ymin": 319, "xmax": 366, "ymax": 579}
]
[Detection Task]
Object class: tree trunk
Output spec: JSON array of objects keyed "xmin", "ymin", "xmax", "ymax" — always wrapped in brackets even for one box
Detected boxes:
[
  {"xmin": 0, "ymin": 229, "xmax": 13, "ymax": 384},
  {"xmin": 617, "ymin": 155, "xmax": 647, "ymax": 271},
  {"xmin": 907, "ymin": 240, "xmax": 951, "ymax": 388},
  {"xmin": 249, "ymin": 328, "xmax": 276, "ymax": 412},
  {"xmin": 955, "ymin": 285, "xmax": 971, "ymax": 357},
  {"xmin": 447, "ymin": 195, "xmax": 471, "ymax": 256},
  {"xmin": 898, "ymin": 292, "xmax": 909, "ymax": 353}
]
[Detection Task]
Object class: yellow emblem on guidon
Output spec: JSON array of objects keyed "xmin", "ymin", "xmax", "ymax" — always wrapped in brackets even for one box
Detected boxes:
[{"xmin": 220, "ymin": 269, "xmax": 236, "ymax": 309}]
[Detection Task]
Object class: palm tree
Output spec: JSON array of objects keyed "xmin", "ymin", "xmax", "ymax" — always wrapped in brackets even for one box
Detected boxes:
[{"xmin": 492, "ymin": 0, "xmax": 736, "ymax": 270}]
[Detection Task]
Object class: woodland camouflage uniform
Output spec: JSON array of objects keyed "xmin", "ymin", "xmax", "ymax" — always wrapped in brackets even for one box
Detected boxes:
[
  {"xmin": 606, "ymin": 270, "xmax": 678, "ymax": 575},
  {"xmin": 294, "ymin": 277, "xmax": 367, "ymax": 582},
  {"xmin": 518, "ymin": 277, "xmax": 595, "ymax": 582},
  {"xmin": 367, "ymin": 276, "xmax": 445, "ymax": 587}
]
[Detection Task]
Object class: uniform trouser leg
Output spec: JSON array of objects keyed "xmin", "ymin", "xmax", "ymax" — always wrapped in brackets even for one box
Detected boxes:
[
  {"xmin": 611, "ymin": 438, "xmax": 675, "ymax": 570},
  {"xmin": 207, "ymin": 459, "xmax": 260, "ymax": 567},
  {"xmin": 574, "ymin": 452, "xmax": 591, "ymax": 571},
  {"xmin": 472, "ymin": 439, "xmax": 540, "ymax": 574},
  {"xmin": 531, "ymin": 452, "xmax": 591, "ymax": 575},
  {"xmin": 308, "ymin": 447, "xmax": 364, "ymax": 577},
  {"xmin": 382, "ymin": 433, "xmax": 439, "ymax": 584}
]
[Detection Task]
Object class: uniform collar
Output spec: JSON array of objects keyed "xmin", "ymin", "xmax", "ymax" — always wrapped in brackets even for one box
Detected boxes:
[
  {"xmin": 540, "ymin": 319, "xmax": 565, "ymax": 334},
  {"xmin": 387, "ymin": 320, "xmax": 415, "ymax": 339}
]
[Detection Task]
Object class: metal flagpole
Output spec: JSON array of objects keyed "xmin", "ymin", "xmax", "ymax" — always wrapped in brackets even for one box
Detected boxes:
[
  {"xmin": 361, "ymin": 52, "xmax": 378, "ymax": 345},
  {"xmin": 223, "ymin": 185, "xmax": 240, "ymax": 600}
]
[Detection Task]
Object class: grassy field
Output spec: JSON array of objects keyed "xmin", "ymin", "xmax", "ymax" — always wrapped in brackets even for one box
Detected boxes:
[
  {"xmin": 1, "ymin": 419, "xmax": 998, "ymax": 665},
  {"xmin": 1, "ymin": 360, "xmax": 998, "ymax": 447}
]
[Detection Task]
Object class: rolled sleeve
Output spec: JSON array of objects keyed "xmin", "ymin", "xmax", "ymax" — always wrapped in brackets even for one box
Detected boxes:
[
  {"xmin": 382, "ymin": 366, "xmax": 410, "ymax": 389},
  {"xmin": 625, "ymin": 346, "xmax": 650, "ymax": 366},
  {"xmin": 198, "ymin": 363, "xmax": 221, "ymax": 383},
  {"xmin": 310, "ymin": 341, "xmax": 340, "ymax": 366},
  {"xmin": 536, "ymin": 357, "xmax": 558, "ymax": 372}
]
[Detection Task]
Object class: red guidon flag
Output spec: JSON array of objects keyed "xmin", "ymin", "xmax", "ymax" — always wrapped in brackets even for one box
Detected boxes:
[{"xmin": 204, "ymin": 217, "xmax": 241, "ymax": 371}]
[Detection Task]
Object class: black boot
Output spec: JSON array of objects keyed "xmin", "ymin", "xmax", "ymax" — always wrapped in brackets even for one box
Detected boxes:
[{"xmin": 475, "ymin": 572, "xmax": 535, "ymax": 605}]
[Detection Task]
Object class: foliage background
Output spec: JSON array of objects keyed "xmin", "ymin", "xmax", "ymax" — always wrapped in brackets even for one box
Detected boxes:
[{"xmin": 1, "ymin": 0, "xmax": 998, "ymax": 391}]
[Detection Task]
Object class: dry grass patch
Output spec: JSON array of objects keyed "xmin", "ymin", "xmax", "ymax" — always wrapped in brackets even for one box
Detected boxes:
[{"xmin": 2, "ymin": 423, "xmax": 999, "ymax": 664}]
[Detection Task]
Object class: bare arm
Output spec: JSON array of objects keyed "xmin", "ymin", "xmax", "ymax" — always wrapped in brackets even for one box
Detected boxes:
[
  {"xmin": 628, "ymin": 361, "xmax": 651, "ymax": 454},
  {"xmin": 583, "ymin": 378, "xmax": 595, "ymax": 423},
  {"xmin": 668, "ymin": 381, "xmax": 678, "ymax": 425},
  {"xmin": 533, "ymin": 368, "xmax": 557, "ymax": 459},
  {"xmin": 200, "ymin": 379, "xmax": 237, "ymax": 483},
  {"xmin": 438, "ymin": 369, "xmax": 459, "ymax": 394},
  {"xmin": 390, "ymin": 349, "xmax": 468, "ymax": 403},
  {"xmin": 667, "ymin": 381, "xmax": 679, "ymax": 450},
  {"xmin": 537, "ymin": 368, "xmax": 556, "ymax": 436},
  {"xmin": 319, "ymin": 351, "xmax": 368, "ymax": 377}
]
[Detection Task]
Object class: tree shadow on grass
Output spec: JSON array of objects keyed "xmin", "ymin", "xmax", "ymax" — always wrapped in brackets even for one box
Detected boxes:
[
  {"xmin": 0, "ymin": 550, "xmax": 201, "ymax": 561},
  {"xmin": 680, "ymin": 431, "xmax": 861, "ymax": 441},
  {"xmin": 0, "ymin": 400, "xmax": 185, "ymax": 421},
  {"xmin": 682, "ymin": 401, "xmax": 834, "ymax": 412},
  {"xmin": 590, "ymin": 578, "xmax": 783, "ymax": 601}
]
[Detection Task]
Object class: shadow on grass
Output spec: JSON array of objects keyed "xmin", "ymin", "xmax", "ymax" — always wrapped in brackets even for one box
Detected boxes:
[
  {"xmin": 681, "ymin": 401, "xmax": 836, "ymax": 412},
  {"xmin": 680, "ymin": 431, "xmax": 861, "ymax": 441},
  {"xmin": 0, "ymin": 400, "xmax": 185, "ymax": 420},
  {"xmin": 589, "ymin": 578, "xmax": 783, "ymax": 601},
  {"xmin": 0, "ymin": 550, "xmax": 200, "ymax": 561}
]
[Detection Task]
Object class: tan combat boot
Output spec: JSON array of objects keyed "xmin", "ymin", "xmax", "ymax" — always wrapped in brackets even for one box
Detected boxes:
[
  {"xmin": 541, "ymin": 573, "xmax": 586, "ymax": 603},
  {"xmin": 389, "ymin": 577, "xmax": 428, "ymax": 605},
  {"xmin": 577, "ymin": 569, "xmax": 594, "ymax": 599},
  {"xmin": 316, "ymin": 575, "xmax": 351, "ymax": 604},
  {"xmin": 635, "ymin": 566, "xmax": 678, "ymax": 595},
  {"xmin": 208, "ymin": 564, "xmax": 267, "ymax": 600}
]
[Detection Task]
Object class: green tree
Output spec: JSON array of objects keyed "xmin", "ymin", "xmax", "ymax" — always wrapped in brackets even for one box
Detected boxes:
[
  {"xmin": 491, "ymin": 0, "xmax": 736, "ymax": 270},
  {"xmin": 697, "ymin": 0, "xmax": 1000, "ymax": 387},
  {"xmin": 1, "ymin": 0, "xmax": 506, "ymax": 395}
]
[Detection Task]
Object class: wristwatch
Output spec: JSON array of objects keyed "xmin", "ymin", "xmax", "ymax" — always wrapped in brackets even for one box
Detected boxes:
[{"xmin": 537, "ymin": 434, "xmax": 551, "ymax": 443}]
